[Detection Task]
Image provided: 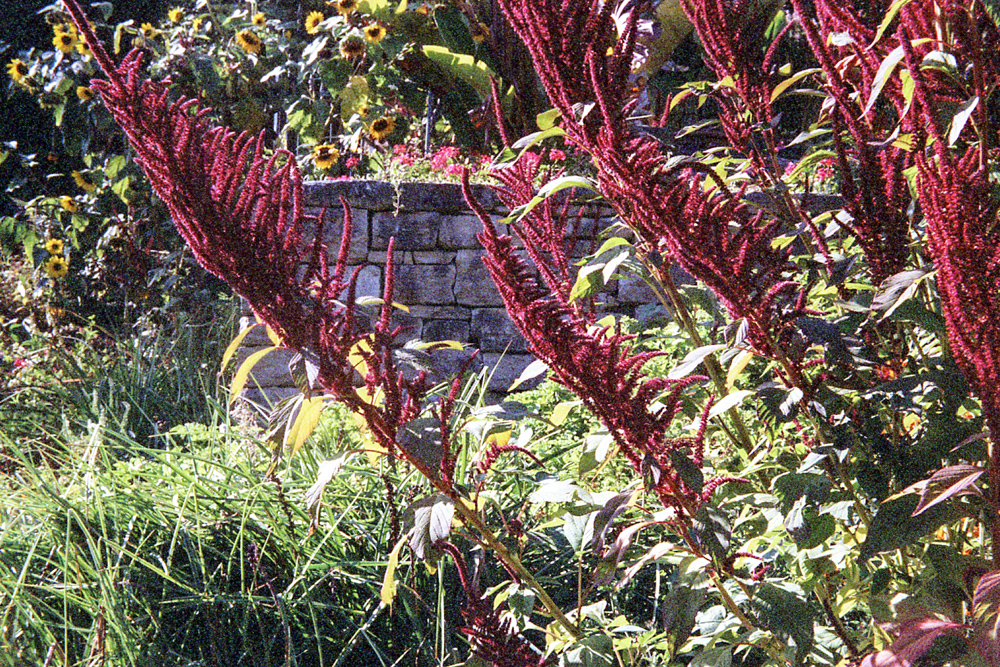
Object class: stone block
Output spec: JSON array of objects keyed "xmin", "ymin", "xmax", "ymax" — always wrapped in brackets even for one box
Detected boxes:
[
  {"xmin": 303, "ymin": 180, "xmax": 395, "ymax": 210},
  {"xmin": 423, "ymin": 319, "xmax": 471, "ymax": 343},
  {"xmin": 454, "ymin": 249, "xmax": 503, "ymax": 306},
  {"xmin": 471, "ymin": 308, "xmax": 527, "ymax": 352},
  {"xmin": 340, "ymin": 264, "xmax": 382, "ymax": 301},
  {"xmin": 407, "ymin": 305, "xmax": 471, "ymax": 320},
  {"xmin": 233, "ymin": 346, "xmax": 299, "ymax": 387},
  {"xmin": 412, "ymin": 250, "xmax": 452, "ymax": 264},
  {"xmin": 371, "ymin": 211, "xmax": 442, "ymax": 250},
  {"xmin": 397, "ymin": 181, "xmax": 498, "ymax": 212},
  {"xmin": 299, "ymin": 206, "xmax": 369, "ymax": 263},
  {"xmin": 438, "ymin": 214, "xmax": 503, "ymax": 249},
  {"xmin": 390, "ymin": 311, "xmax": 422, "ymax": 342},
  {"xmin": 395, "ymin": 264, "xmax": 456, "ymax": 305},
  {"xmin": 617, "ymin": 276, "xmax": 658, "ymax": 305},
  {"xmin": 236, "ymin": 318, "xmax": 275, "ymax": 347}
]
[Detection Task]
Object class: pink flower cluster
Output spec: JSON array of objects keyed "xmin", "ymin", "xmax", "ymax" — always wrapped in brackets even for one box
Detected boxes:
[{"xmin": 430, "ymin": 146, "xmax": 461, "ymax": 171}]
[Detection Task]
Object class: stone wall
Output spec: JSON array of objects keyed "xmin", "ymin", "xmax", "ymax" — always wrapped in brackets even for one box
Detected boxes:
[{"xmin": 237, "ymin": 179, "xmax": 651, "ymax": 407}]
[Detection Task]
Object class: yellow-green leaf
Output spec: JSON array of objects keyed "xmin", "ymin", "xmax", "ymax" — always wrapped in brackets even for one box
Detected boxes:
[
  {"xmin": 770, "ymin": 68, "xmax": 823, "ymax": 103},
  {"xmin": 287, "ymin": 396, "xmax": 329, "ymax": 456},
  {"xmin": 220, "ymin": 323, "xmax": 261, "ymax": 375},
  {"xmin": 380, "ymin": 536, "xmax": 407, "ymax": 608},
  {"xmin": 726, "ymin": 350, "xmax": 755, "ymax": 390},
  {"xmin": 229, "ymin": 347, "xmax": 278, "ymax": 404},
  {"xmin": 550, "ymin": 400, "xmax": 582, "ymax": 426}
]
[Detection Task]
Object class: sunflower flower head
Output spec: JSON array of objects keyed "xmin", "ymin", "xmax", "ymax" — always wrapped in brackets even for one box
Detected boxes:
[
  {"xmin": 364, "ymin": 23, "xmax": 386, "ymax": 44},
  {"xmin": 313, "ymin": 144, "xmax": 340, "ymax": 170},
  {"xmin": 168, "ymin": 7, "xmax": 183, "ymax": 23},
  {"xmin": 6, "ymin": 59, "xmax": 29, "ymax": 85},
  {"xmin": 369, "ymin": 116, "xmax": 396, "ymax": 142},
  {"xmin": 76, "ymin": 85, "xmax": 93, "ymax": 101},
  {"xmin": 45, "ymin": 238, "xmax": 64, "ymax": 255},
  {"xmin": 76, "ymin": 38, "xmax": 92, "ymax": 57},
  {"xmin": 44, "ymin": 255, "xmax": 69, "ymax": 280},
  {"xmin": 139, "ymin": 22, "xmax": 158, "ymax": 39},
  {"xmin": 339, "ymin": 34, "xmax": 365, "ymax": 59},
  {"xmin": 53, "ymin": 28, "xmax": 78, "ymax": 53},
  {"xmin": 235, "ymin": 29, "xmax": 262, "ymax": 54},
  {"xmin": 252, "ymin": 12, "xmax": 266, "ymax": 27},
  {"xmin": 330, "ymin": 0, "xmax": 357, "ymax": 16},
  {"xmin": 60, "ymin": 196, "xmax": 79, "ymax": 213},
  {"xmin": 305, "ymin": 11, "xmax": 325, "ymax": 35},
  {"xmin": 191, "ymin": 16, "xmax": 204, "ymax": 32},
  {"xmin": 71, "ymin": 170, "xmax": 96, "ymax": 193}
]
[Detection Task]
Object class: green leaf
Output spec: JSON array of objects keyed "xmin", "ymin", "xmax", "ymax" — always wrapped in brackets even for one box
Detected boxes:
[
  {"xmin": 668, "ymin": 344, "xmax": 726, "ymax": 380},
  {"xmin": 770, "ymin": 68, "xmax": 823, "ymax": 103},
  {"xmin": 286, "ymin": 396, "xmax": 328, "ymax": 456},
  {"xmin": 404, "ymin": 494, "xmax": 455, "ymax": 560},
  {"xmin": 948, "ymin": 95, "xmax": 979, "ymax": 146},
  {"xmin": 870, "ymin": 0, "xmax": 918, "ymax": 46},
  {"xmin": 433, "ymin": 4, "xmax": 477, "ymax": 57},
  {"xmin": 859, "ymin": 494, "xmax": 956, "ymax": 563},
  {"xmin": 422, "ymin": 45, "xmax": 495, "ymax": 99},
  {"xmin": 536, "ymin": 107, "xmax": 561, "ymax": 130},
  {"xmin": 396, "ymin": 417, "xmax": 444, "ymax": 475},
  {"xmin": 220, "ymin": 322, "xmax": 261, "ymax": 374},
  {"xmin": 691, "ymin": 505, "xmax": 730, "ymax": 562},
  {"xmin": 380, "ymin": 536, "xmax": 406, "ymax": 608},
  {"xmin": 508, "ymin": 358, "xmax": 548, "ymax": 391},
  {"xmin": 750, "ymin": 584, "xmax": 814, "ymax": 665}
]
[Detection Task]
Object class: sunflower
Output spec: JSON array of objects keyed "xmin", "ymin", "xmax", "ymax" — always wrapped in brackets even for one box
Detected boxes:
[
  {"xmin": 339, "ymin": 34, "xmax": 365, "ymax": 59},
  {"xmin": 330, "ymin": 0, "xmax": 357, "ymax": 16},
  {"xmin": 368, "ymin": 116, "xmax": 396, "ymax": 141},
  {"xmin": 252, "ymin": 12, "xmax": 266, "ymax": 27},
  {"xmin": 168, "ymin": 7, "xmax": 183, "ymax": 22},
  {"xmin": 312, "ymin": 144, "xmax": 340, "ymax": 170},
  {"xmin": 44, "ymin": 255, "xmax": 69, "ymax": 280},
  {"xmin": 236, "ymin": 29, "xmax": 262, "ymax": 54},
  {"xmin": 6, "ymin": 59, "xmax": 28, "ymax": 85},
  {"xmin": 363, "ymin": 23, "xmax": 386, "ymax": 44},
  {"xmin": 71, "ymin": 170, "xmax": 96, "ymax": 193},
  {"xmin": 139, "ymin": 22, "xmax": 158, "ymax": 38},
  {"xmin": 305, "ymin": 11, "xmax": 325, "ymax": 34},
  {"xmin": 53, "ymin": 30, "xmax": 78, "ymax": 54},
  {"xmin": 357, "ymin": 103, "xmax": 369, "ymax": 118},
  {"xmin": 45, "ymin": 238, "xmax": 64, "ymax": 255},
  {"xmin": 60, "ymin": 196, "xmax": 79, "ymax": 213},
  {"xmin": 191, "ymin": 16, "xmax": 204, "ymax": 32},
  {"xmin": 471, "ymin": 21, "xmax": 490, "ymax": 43},
  {"xmin": 76, "ymin": 85, "xmax": 93, "ymax": 101},
  {"xmin": 76, "ymin": 39, "xmax": 92, "ymax": 56}
]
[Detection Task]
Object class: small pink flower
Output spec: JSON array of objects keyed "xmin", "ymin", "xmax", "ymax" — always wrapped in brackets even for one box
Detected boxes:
[
  {"xmin": 444, "ymin": 163, "xmax": 464, "ymax": 175},
  {"xmin": 13, "ymin": 358, "xmax": 27, "ymax": 369},
  {"xmin": 393, "ymin": 154, "xmax": 415, "ymax": 167},
  {"xmin": 345, "ymin": 156, "xmax": 360, "ymax": 168},
  {"xmin": 549, "ymin": 148, "xmax": 566, "ymax": 161},
  {"xmin": 392, "ymin": 144, "xmax": 409, "ymax": 155}
]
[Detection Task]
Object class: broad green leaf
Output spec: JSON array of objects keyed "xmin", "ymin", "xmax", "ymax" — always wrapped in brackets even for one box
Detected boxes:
[
  {"xmin": 948, "ymin": 95, "xmax": 979, "ymax": 146},
  {"xmin": 859, "ymin": 494, "xmax": 956, "ymax": 562},
  {"xmin": 422, "ymin": 45, "xmax": 494, "ymax": 99},
  {"xmin": 725, "ymin": 350, "xmax": 754, "ymax": 390},
  {"xmin": 708, "ymin": 390, "xmax": 753, "ymax": 419},
  {"xmin": 770, "ymin": 68, "xmax": 823, "ymax": 103},
  {"xmin": 972, "ymin": 570, "xmax": 1000, "ymax": 665},
  {"xmin": 493, "ymin": 125, "xmax": 567, "ymax": 167},
  {"xmin": 536, "ymin": 107, "xmax": 561, "ymax": 130},
  {"xmin": 550, "ymin": 400, "xmax": 582, "ymax": 426},
  {"xmin": 508, "ymin": 358, "xmax": 548, "ymax": 391},
  {"xmin": 863, "ymin": 39, "xmax": 931, "ymax": 117},
  {"xmin": 668, "ymin": 344, "xmax": 726, "ymax": 380},
  {"xmin": 750, "ymin": 585, "xmax": 814, "ymax": 665},
  {"xmin": 405, "ymin": 494, "xmax": 455, "ymax": 559},
  {"xmin": 229, "ymin": 346, "xmax": 278, "ymax": 404},
  {"xmin": 287, "ymin": 396, "xmax": 328, "ymax": 456},
  {"xmin": 380, "ymin": 536, "xmax": 406, "ymax": 608}
]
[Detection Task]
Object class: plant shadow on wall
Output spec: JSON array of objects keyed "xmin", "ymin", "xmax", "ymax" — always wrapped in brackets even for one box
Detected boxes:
[{"xmin": 22, "ymin": 0, "xmax": 1000, "ymax": 666}]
